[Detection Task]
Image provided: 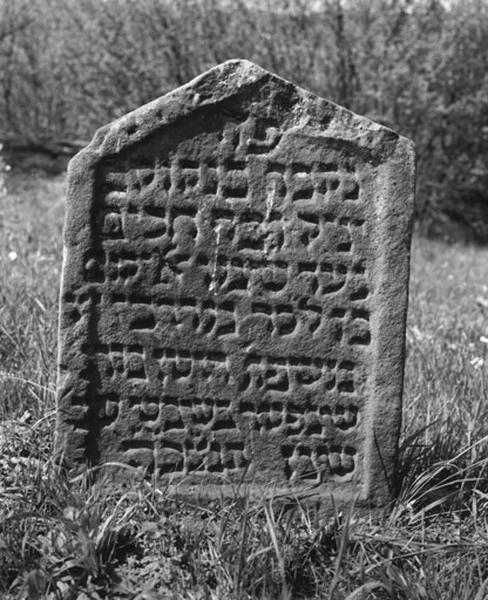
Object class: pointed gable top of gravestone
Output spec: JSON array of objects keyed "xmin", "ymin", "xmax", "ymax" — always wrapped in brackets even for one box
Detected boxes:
[
  {"xmin": 73, "ymin": 59, "xmax": 407, "ymax": 164},
  {"xmin": 58, "ymin": 59, "xmax": 414, "ymax": 510}
]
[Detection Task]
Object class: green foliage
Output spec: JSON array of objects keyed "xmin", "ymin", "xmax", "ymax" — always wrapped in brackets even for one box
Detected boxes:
[
  {"xmin": 0, "ymin": 465, "xmax": 141, "ymax": 598},
  {"xmin": 0, "ymin": 174, "xmax": 62, "ymax": 417},
  {"xmin": 0, "ymin": 0, "xmax": 487, "ymax": 231}
]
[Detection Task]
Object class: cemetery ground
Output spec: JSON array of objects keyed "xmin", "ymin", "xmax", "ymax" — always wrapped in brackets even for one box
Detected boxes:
[{"xmin": 1, "ymin": 173, "xmax": 488, "ymax": 600}]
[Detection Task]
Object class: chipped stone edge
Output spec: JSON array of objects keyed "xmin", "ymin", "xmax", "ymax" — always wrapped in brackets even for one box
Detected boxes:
[{"xmin": 362, "ymin": 135, "xmax": 416, "ymax": 506}]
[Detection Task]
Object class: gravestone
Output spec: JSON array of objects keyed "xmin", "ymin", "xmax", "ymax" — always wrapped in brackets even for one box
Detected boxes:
[{"xmin": 56, "ymin": 60, "xmax": 414, "ymax": 507}]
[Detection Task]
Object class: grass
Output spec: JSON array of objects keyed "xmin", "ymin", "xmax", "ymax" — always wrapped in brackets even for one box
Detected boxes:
[{"xmin": 1, "ymin": 173, "xmax": 488, "ymax": 598}]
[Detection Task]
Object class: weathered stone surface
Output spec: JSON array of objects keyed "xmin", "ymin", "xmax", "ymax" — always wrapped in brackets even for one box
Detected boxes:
[{"xmin": 56, "ymin": 59, "xmax": 415, "ymax": 507}]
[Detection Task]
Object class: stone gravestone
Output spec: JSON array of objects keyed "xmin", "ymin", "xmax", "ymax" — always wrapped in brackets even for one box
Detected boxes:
[{"xmin": 56, "ymin": 60, "xmax": 414, "ymax": 507}]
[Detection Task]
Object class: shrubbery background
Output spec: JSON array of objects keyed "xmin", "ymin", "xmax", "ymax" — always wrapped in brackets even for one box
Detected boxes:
[{"xmin": 1, "ymin": 0, "xmax": 487, "ymax": 236}]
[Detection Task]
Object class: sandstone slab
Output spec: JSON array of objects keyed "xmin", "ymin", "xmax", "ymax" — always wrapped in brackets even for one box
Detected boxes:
[{"xmin": 56, "ymin": 60, "xmax": 415, "ymax": 507}]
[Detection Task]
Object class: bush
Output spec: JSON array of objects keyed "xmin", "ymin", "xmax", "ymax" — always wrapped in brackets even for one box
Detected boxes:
[{"xmin": 0, "ymin": 0, "xmax": 487, "ymax": 236}]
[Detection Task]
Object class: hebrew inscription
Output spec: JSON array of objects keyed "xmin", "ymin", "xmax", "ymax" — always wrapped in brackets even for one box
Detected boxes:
[{"xmin": 57, "ymin": 60, "xmax": 414, "ymax": 505}]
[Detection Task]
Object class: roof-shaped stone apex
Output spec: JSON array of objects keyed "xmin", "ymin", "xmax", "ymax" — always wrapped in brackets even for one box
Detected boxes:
[
  {"xmin": 188, "ymin": 58, "xmax": 271, "ymax": 90},
  {"xmin": 72, "ymin": 59, "xmax": 411, "ymax": 168}
]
